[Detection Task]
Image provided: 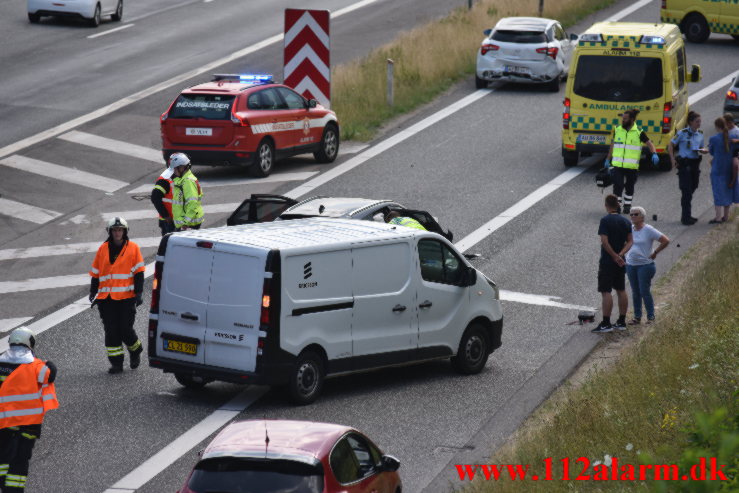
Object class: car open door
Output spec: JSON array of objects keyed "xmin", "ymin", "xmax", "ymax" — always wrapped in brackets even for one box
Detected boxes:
[
  {"xmin": 396, "ymin": 209, "xmax": 453, "ymax": 242},
  {"xmin": 226, "ymin": 194, "xmax": 298, "ymax": 226}
]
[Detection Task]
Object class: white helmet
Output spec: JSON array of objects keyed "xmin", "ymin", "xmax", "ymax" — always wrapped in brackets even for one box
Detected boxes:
[
  {"xmin": 106, "ymin": 216, "xmax": 129, "ymax": 233},
  {"xmin": 9, "ymin": 326, "xmax": 35, "ymax": 349},
  {"xmin": 168, "ymin": 152, "xmax": 191, "ymax": 170}
]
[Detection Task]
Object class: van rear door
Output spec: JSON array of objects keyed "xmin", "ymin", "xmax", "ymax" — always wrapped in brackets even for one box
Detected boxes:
[
  {"xmin": 158, "ymin": 240, "xmax": 214, "ymax": 365},
  {"xmin": 203, "ymin": 245, "xmax": 266, "ymax": 372}
]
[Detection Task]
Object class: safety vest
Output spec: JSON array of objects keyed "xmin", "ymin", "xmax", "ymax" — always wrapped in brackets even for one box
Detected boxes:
[
  {"xmin": 390, "ymin": 216, "xmax": 426, "ymax": 230},
  {"xmin": 0, "ymin": 358, "xmax": 58, "ymax": 429},
  {"xmin": 612, "ymin": 125, "xmax": 643, "ymax": 170},
  {"xmin": 89, "ymin": 240, "xmax": 145, "ymax": 300},
  {"xmin": 172, "ymin": 170, "xmax": 204, "ymax": 228},
  {"xmin": 153, "ymin": 174, "xmax": 173, "ymax": 220}
]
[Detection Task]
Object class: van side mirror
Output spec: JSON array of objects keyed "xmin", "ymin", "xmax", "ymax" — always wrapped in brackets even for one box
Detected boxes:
[
  {"xmin": 570, "ymin": 33, "xmax": 578, "ymax": 41},
  {"xmin": 483, "ymin": 28, "xmax": 492, "ymax": 37},
  {"xmin": 307, "ymin": 98, "xmax": 318, "ymax": 108},
  {"xmin": 689, "ymin": 64, "xmax": 701, "ymax": 83},
  {"xmin": 461, "ymin": 266, "xmax": 477, "ymax": 287},
  {"xmin": 379, "ymin": 455, "xmax": 400, "ymax": 472}
]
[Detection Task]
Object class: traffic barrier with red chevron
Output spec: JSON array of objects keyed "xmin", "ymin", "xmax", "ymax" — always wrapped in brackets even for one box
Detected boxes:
[{"xmin": 284, "ymin": 9, "xmax": 331, "ymax": 107}]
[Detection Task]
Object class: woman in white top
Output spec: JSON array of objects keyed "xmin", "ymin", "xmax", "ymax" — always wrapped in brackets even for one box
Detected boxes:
[{"xmin": 625, "ymin": 206, "xmax": 670, "ymax": 324}]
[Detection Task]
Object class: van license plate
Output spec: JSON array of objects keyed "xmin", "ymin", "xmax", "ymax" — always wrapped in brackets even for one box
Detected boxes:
[
  {"xmin": 163, "ymin": 339, "xmax": 197, "ymax": 355},
  {"xmin": 576, "ymin": 134, "xmax": 607, "ymax": 144},
  {"xmin": 186, "ymin": 128, "xmax": 212, "ymax": 136}
]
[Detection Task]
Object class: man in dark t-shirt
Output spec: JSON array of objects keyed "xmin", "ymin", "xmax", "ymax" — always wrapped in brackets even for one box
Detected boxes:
[{"xmin": 593, "ymin": 194, "xmax": 633, "ymax": 333}]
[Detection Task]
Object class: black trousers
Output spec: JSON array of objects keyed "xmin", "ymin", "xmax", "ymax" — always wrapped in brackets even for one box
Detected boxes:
[
  {"xmin": 0, "ymin": 425, "xmax": 40, "ymax": 492},
  {"xmin": 97, "ymin": 298, "xmax": 142, "ymax": 367},
  {"xmin": 677, "ymin": 157, "xmax": 701, "ymax": 220},
  {"xmin": 158, "ymin": 219, "xmax": 175, "ymax": 236},
  {"xmin": 612, "ymin": 167, "xmax": 639, "ymax": 207}
]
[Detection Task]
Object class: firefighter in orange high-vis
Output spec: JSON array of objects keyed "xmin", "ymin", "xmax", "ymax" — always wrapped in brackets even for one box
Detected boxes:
[
  {"xmin": 0, "ymin": 326, "xmax": 58, "ymax": 493},
  {"xmin": 151, "ymin": 162, "xmax": 175, "ymax": 236},
  {"xmin": 89, "ymin": 217, "xmax": 146, "ymax": 374}
]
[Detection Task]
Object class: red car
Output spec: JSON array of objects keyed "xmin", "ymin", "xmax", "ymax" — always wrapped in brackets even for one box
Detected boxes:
[
  {"xmin": 161, "ymin": 74, "xmax": 340, "ymax": 177},
  {"xmin": 178, "ymin": 420, "xmax": 401, "ymax": 493}
]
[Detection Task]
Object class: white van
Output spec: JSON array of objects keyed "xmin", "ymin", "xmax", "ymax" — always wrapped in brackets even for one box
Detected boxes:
[{"xmin": 148, "ymin": 218, "xmax": 503, "ymax": 404}]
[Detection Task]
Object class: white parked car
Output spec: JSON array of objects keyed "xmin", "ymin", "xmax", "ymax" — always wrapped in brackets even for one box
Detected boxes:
[
  {"xmin": 475, "ymin": 17, "xmax": 577, "ymax": 92},
  {"xmin": 28, "ymin": 0, "xmax": 123, "ymax": 26}
]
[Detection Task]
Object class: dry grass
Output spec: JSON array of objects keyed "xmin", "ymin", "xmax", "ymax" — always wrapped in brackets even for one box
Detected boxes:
[
  {"xmin": 462, "ymin": 220, "xmax": 739, "ymax": 492},
  {"xmin": 332, "ymin": 0, "xmax": 618, "ymax": 140}
]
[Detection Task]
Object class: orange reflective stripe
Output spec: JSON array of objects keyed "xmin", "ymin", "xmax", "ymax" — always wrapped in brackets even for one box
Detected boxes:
[
  {"xmin": 0, "ymin": 359, "xmax": 58, "ymax": 428},
  {"xmin": 89, "ymin": 241, "xmax": 145, "ymax": 300}
]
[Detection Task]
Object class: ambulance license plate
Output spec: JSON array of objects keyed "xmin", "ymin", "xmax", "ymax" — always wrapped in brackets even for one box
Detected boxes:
[
  {"xmin": 504, "ymin": 65, "xmax": 530, "ymax": 75},
  {"xmin": 576, "ymin": 134, "xmax": 607, "ymax": 144},
  {"xmin": 186, "ymin": 128, "xmax": 212, "ymax": 136},
  {"xmin": 163, "ymin": 339, "xmax": 197, "ymax": 355}
]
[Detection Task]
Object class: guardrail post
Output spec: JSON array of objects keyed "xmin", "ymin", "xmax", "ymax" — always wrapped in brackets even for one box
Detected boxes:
[
  {"xmin": 386, "ymin": 59, "xmax": 394, "ymax": 107},
  {"xmin": 468, "ymin": 0, "xmax": 472, "ymax": 9},
  {"xmin": 538, "ymin": 0, "xmax": 544, "ymax": 16}
]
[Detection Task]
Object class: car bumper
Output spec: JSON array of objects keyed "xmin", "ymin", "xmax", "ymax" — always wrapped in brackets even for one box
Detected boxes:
[
  {"xmin": 28, "ymin": 0, "xmax": 95, "ymax": 17},
  {"xmin": 723, "ymin": 104, "xmax": 739, "ymax": 123},
  {"xmin": 476, "ymin": 55, "xmax": 562, "ymax": 83},
  {"xmin": 162, "ymin": 149, "xmax": 253, "ymax": 167},
  {"xmin": 148, "ymin": 355, "xmax": 292, "ymax": 386}
]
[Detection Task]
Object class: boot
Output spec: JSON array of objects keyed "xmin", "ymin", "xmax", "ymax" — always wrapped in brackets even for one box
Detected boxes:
[{"xmin": 108, "ymin": 365, "xmax": 123, "ymax": 374}]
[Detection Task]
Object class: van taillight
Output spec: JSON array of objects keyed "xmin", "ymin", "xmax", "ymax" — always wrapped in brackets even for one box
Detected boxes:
[
  {"xmin": 150, "ymin": 261, "xmax": 163, "ymax": 313},
  {"xmin": 662, "ymin": 102, "xmax": 673, "ymax": 133},
  {"xmin": 562, "ymin": 98, "xmax": 571, "ymax": 129},
  {"xmin": 260, "ymin": 279, "xmax": 271, "ymax": 326}
]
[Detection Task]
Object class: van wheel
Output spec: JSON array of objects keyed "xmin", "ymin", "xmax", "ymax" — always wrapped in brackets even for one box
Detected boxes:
[
  {"xmin": 563, "ymin": 150, "xmax": 578, "ymax": 167},
  {"xmin": 475, "ymin": 75, "xmax": 487, "ymax": 89},
  {"xmin": 451, "ymin": 324, "xmax": 489, "ymax": 375},
  {"xmin": 684, "ymin": 14, "xmax": 710, "ymax": 43},
  {"xmin": 174, "ymin": 373, "xmax": 211, "ymax": 389},
  {"xmin": 287, "ymin": 350, "xmax": 324, "ymax": 405},
  {"xmin": 250, "ymin": 139, "xmax": 274, "ymax": 177},
  {"xmin": 313, "ymin": 124, "xmax": 339, "ymax": 163}
]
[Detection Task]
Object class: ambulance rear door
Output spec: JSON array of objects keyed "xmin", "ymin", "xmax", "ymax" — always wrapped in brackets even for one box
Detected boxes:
[{"xmin": 203, "ymin": 244, "xmax": 267, "ymax": 372}]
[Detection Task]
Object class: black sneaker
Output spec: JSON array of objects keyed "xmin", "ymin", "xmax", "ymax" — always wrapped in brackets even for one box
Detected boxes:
[
  {"xmin": 591, "ymin": 321, "xmax": 613, "ymax": 333},
  {"xmin": 108, "ymin": 366, "xmax": 123, "ymax": 374},
  {"xmin": 613, "ymin": 319, "xmax": 627, "ymax": 331}
]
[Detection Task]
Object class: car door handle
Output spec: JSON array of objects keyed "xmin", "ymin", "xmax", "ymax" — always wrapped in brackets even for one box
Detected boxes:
[
  {"xmin": 419, "ymin": 301, "xmax": 432, "ymax": 309},
  {"xmin": 392, "ymin": 304, "xmax": 406, "ymax": 312},
  {"xmin": 181, "ymin": 312, "xmax": 199, "ymax": 321}
]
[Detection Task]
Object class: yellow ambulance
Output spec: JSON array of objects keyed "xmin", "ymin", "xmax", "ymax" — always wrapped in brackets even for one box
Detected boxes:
[
  {"xmin": 661, "ymin": 0, "xmax": 739, "ymax": 43},
  {"xmin": 561, "ymin": 22, "xmax": 701, "ymax": 170}
]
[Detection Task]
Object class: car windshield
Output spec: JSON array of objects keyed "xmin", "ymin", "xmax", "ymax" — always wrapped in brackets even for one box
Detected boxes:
[
  {"xmin": 573, "ymin": 55, "xmax": 663, "ymax": 102},
  {"xmin": 491, "ymin": 30, "xmax": 547, "ymax": 43},
  {"xmin": 169, "ymin": 94, "xmax": 235, "ymax": 120},
  {"xmin": 187, "ymin": 458, "xmax": 323, "ymax": 493}
]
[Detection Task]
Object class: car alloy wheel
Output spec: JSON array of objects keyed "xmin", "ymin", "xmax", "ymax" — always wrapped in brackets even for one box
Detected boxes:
[
  {"xmin": 314, "ymin": 125, "xmax": 339, "ymax": 163},
  {"xmin": 112, "ymin": 0, "xmax": 123, "ymax": 21},
  {"xmin": 88, "ymin": 4, "xmax": 101, "ymax": 27},
  {"xmin": 250, "ymin": 139, "xmax": 274, "ymax": 177}
]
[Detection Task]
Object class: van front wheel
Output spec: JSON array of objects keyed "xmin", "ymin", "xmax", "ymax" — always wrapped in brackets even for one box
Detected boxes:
[
  {"xmin": 287, "ymin": 350, "xmax": 325, "ymax": 405},
  {"xmin": 451, "ymin": 324, "xmax": 489, "ymax": 375}
]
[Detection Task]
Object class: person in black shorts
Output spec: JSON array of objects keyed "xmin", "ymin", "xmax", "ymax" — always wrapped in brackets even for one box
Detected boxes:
[{"xmin": 594, "ymin": 194, "xmax": 633, "ymax": 333}]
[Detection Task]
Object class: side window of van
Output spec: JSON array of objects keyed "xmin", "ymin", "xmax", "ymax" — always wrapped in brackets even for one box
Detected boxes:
[
  {"xmin": 676, "ymin": 48, "xmax": 686, "ymax": 89},
  {"xmin": 418, "ymin": 239, "xmax": 463, "ymax": 285}
]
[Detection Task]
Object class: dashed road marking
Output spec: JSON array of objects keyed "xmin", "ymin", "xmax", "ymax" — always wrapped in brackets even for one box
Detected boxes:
[
  {"xmin": 0, "ymin": 154, "xmax": 128, "ymax": 192},
  {"xmin": 0, "ymin": 238, "xmax": 161, "ymax": 262},
  {"xmin": 87, "ymin": 23, "xmax": 134, "ymax": 39},
  {"xmin": 0, "ymin": 274, "xmax": 89, "ymax": 295},
  {"xmin": 0, "ymin": 197, "xmax": 62, "ymax": 224},
  {"xmin": 0, "ymin": 318, "xmax": 33, "ymax": 334},
  {"xmin": 59, "ymin": 131, "xmax": 163, "ymax": 164},
  {"xmin": 104, "ymin": 202, "xmax": 241, "ymax": 221},
  {"xmin": 126, "ymin": 170, "xmax": 319, "ymax": 194}
]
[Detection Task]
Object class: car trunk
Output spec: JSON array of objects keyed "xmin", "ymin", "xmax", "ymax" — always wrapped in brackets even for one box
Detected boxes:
[
  {"xmin": 491, "ymin": 30, "xmax": 548, "ymax": 61},
  {"xmin": 166, "ymin": 93, "xmax": 236, "ymax": 146}
]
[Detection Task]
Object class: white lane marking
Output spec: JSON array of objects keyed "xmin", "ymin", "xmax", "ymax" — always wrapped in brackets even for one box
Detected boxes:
[
  {"xmin": 104, "ymin": 386, "xmax": 268, "ymax": 493},
  {"xmin": 199, "ymin": 171, "xmax": 319, "ymax": 188},
  {"xmin": 341, "ymin": 142, "xmax": 369, "ymax": 155},
  {"xmin": 104, "ymin": 202, "xmax": 241, "ymax": 221},
  {"xmin": 286, "ymin": 89, "xmax": 492, "ymax": 199},
  {"xmin": 454, "ymin": 167, "xmax": 586, "ymax": 253},
  {"xmin": 0, "ymin": 237, "xmax": 161, "ymax": 262},
  {"xmin": 689, "ymin": 71, "xmax": 739, "ymax": 105},
  {"xmin": 0, "ymin": 198, "xmax": 62, "ymax": 224},
  {"xmin": 500, "ymin": 290, "xmax": 593, "ymax": 311},
  {"xmin": 0, "ymin": 264, "xmax": 154, "ymax": 353},
  {"xmin": 87, "ymin": 23, "xmax": 134, "ymax": 39},
  {"xmin": 0, "ymin": 318, "xmax": 33, "ymax": 333},
  {"xmin": 0, "ymin": 274, "xmax": 89, "ymax": 295},
  {"xmin": 606, "ymin": 0, "xmax": 652, "ymax": 22},
  {"xmin": 0, "ymin": 0, "xmax": 384, "ymax": 163},
  {"xmin": 59, "ymin": 131, "xmax": 163, "ymax": 164},
  {"xmin": 0, "ymin": 155, "xmax": 128, "ymax": 193}
]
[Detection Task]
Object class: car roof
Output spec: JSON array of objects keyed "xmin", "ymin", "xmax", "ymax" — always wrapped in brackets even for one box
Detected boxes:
[
  {"xmin": 201, "ymin": 420, "xmax": 354, "ymax": 464},
  {"xmin": 495, "ymin": 17, "xmax": 554, "ymax": 31},
  {"xmin": 283, "ymin": 197, "xmax": 396, "ymax": 218},
  {"xmin": 183, "ymin": 81, "xmax": 282, "ymax": 95}
]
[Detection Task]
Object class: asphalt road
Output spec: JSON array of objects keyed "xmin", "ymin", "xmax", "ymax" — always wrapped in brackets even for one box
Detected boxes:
[{"xmin": 1, "ymin": 0, "xmax": 737, "ymax": 491}]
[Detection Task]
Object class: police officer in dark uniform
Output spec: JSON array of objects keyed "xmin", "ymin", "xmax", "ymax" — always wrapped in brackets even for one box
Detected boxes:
[{"xmin": 669, "ymin": 111, "xmax": 708, "ymax": 225}]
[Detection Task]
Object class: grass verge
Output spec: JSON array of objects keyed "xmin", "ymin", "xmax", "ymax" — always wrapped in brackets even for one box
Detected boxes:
[
  {"xmin": 463, "ymin": 220, "xmax": 739, "ymax": 492},
  {"xmin": 332, "ymin": 0, "xmax": 619, "ymax": 141}
]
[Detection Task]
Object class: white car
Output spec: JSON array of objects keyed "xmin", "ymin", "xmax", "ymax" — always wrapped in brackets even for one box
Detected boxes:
[
  {"xmin": 475, "ymin": 17, "xmax": 577, "ymax": 92},
  {"xmin": 28, "ymin": 0, "xmax": 123, "ymax": 27}
]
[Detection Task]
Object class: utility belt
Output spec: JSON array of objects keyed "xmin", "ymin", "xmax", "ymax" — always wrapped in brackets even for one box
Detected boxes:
[{"xmin": 676, "ymin": 156, "xmax": 701, "ymax": 168}]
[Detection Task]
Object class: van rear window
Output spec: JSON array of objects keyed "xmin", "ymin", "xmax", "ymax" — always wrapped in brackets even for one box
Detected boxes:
[
  {"xmin": 170, "ymin": 94, "xmax": 235, "ymax": 120},
  {"xmin": 573, "ymin": 55, "xmax": 663, "ymax": 102},
  {"xmin": 491, "ymin": 30, "xmax": 547, "ymax": 43}
]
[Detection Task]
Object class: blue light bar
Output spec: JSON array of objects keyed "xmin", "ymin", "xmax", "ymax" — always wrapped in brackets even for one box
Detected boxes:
[
  {"xmin": 239, "ymin": 74, "xmax": 273, "ymax": 82},
  {"xmin": 639, "ymin": 35, "xmax": 665, "ymax": 45}
]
